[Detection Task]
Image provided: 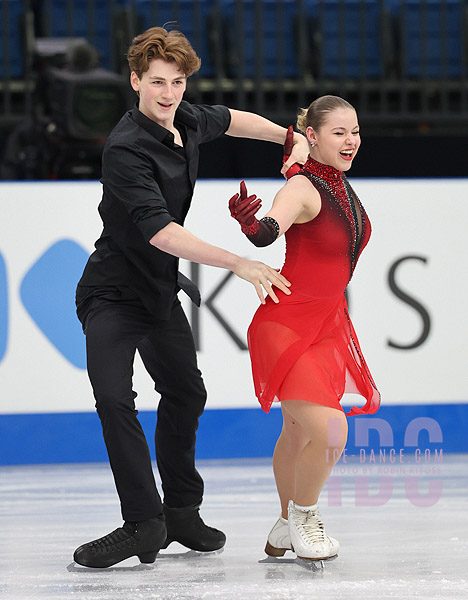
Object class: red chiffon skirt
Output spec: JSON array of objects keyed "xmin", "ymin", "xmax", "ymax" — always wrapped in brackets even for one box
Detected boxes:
[{"xmin": 247, "ymin": 292, "xmax": 380, "ymax": 416}]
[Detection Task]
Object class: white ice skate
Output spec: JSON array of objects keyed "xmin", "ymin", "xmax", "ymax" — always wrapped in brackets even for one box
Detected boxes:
[
  {"xmin": 264, "ymin": 516, "xmax": 292, "ymax": 557},
  {"xmin": 288, "ymin": 500, "xmax": 339, "ymax": 562}
]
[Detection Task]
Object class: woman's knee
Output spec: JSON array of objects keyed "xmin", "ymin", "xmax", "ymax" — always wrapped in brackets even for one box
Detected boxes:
[
  {"xmin": 279, "ymin": 405, "xmax": 310, "ymax": 451},
  {"xmin": 324, "ymin": 409, "xmax": 348, "ymax": 447},
  {"xmin": 282, "ymin": 400, "xmax": 348, "ymax": 449}
]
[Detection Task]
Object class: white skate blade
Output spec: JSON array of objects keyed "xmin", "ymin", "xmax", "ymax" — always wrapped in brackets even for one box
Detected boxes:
[
  {"xmin": 258, "ymin": 556, "xmax": 297, "ymax": 564},
  {"xmin": 295, "ymin": 554, "xmax": 338, "ymax": 571},
  {"xmin": 295, "ymin": 557, "xmax": 325, "ymax": 571}
]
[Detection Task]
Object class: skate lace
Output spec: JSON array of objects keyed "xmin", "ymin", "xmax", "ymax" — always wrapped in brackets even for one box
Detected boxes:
[
  {"xmin": 297, "ymin": 510, "xmax": 327, "ymax": 544},
  {"xmin": 90, "ymin": 526, "xmax": 137, "ymax": 552}
]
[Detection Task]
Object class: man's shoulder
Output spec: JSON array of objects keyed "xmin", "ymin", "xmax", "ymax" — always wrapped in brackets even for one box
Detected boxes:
[
  {"xmin": 176, "ymin": 100, "xmax": 202, "ymax": 129},
  {"xmin": 102, "ymin": 113, "xmax": 146, "ymax": 170},
  {"xmin": 104, "ymin": 110, "xmax": 154, "ymax": 162},
  {"xmin": 177, "ymin": 100, "xmax": 229, "ymax": 128},
  {"xmin": 106, "ymin": 110, "xmax": 139, "ymax": 145}
]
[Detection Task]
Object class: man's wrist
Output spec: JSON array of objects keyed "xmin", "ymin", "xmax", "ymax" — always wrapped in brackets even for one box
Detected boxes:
[
  {"xmin": 228, "ymin": 254, "xmax": 244, "ymax": 273},
  {"xmin": 293, "ymin": 131, "xmax": 305, "ymax": 145}
]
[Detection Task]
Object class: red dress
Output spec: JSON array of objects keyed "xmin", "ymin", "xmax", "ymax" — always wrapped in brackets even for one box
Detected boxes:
[{"xmin": 247, "ymin": 156, "xmax": 380, "ymax": 416}]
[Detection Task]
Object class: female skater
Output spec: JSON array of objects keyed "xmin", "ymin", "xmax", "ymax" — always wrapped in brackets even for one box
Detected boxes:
[{"xmin": 229, "ymin": 95, "xmax": 380, "ymax": 562}]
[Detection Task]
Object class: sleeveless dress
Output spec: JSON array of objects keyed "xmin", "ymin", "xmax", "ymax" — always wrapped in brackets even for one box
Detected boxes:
[{"xmin": 247, "ymin": 156, "xmax": 380, "ymax": 416}]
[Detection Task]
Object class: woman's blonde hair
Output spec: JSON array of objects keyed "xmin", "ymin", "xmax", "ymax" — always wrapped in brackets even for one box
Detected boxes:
[
  {"xmin": 296, "ymin": 95, "xmax": 355, "ymax": 133},
  {"xmin": 127, "ymin": 26, "xmax": 201, "ymax": 78}
]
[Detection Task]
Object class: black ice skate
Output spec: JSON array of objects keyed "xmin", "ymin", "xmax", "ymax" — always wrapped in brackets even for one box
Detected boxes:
[
  {"xmin": 162, "ymin": 504, "xmax": 226, "ymax": 552},
  {"xmin": 73, "ymin": 517, "xmax": 166, "ymax": 568}
]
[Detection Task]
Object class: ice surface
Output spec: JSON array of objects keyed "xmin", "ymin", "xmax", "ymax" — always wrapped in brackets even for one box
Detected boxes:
[{"xmin": 0, "ymin": 455, "xmax": 467, "ymax": 599}]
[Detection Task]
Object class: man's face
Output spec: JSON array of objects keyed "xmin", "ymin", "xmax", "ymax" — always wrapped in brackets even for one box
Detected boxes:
[{"xmin": 131, "ymin": 58, "xmax": 187, "ymax": 129}]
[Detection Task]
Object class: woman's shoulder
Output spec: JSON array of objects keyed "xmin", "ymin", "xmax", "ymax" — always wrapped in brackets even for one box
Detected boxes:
[
  {"xmin": 290, "ymin": 171, "xmax": 321, "ymax": 190},
  {"xmin": 279, "ymin": 171, "xmax": 322, "ymax": 223},
  {"xmin": 284, "ymin": 171, "xmax": 322, "ymax": 200}
]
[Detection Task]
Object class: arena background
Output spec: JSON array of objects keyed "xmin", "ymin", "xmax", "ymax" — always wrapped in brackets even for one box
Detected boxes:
[{"xmin": 0, "ymin": 177, "xmax": 466, "ymax": 464}]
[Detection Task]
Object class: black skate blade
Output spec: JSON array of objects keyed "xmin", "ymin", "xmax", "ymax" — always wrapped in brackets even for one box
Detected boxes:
[
  {"xmin": 158, "ymin": 547, "xmax": 224, "ymax": 560},
  {"xmin": 67, "ymin": 561, "xmax": 155, "ymax": 572}
]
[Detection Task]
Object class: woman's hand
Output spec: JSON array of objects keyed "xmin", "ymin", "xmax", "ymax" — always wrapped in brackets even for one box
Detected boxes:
[{"xmin": 229, "ymin": 180, "xmax": 262, "ymax": 229}]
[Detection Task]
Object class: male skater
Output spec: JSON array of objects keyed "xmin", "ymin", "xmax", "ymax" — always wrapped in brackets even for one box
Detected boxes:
[{"xmin": 73, "ymin": 26, "xmax": 307, "ymax": 568}]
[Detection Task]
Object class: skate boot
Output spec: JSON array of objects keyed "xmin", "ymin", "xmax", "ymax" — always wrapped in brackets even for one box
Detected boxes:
[
  {"xmin": 288, "ymin": 500, "xmax": 339, "ymax": 561},
  {"xmin": 73, "ymin": 517, "xmax": 166, "ymax": 568},
  {"xmin": 162, "ymin": 504, "xmax": 226, "ymax": 552},
  {"xmin": 264, "ymin": 516, "xmax": 292, "ymax": 557}
]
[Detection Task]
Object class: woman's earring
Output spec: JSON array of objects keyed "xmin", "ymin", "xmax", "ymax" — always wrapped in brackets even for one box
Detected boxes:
[{"xmin": 310, "ymin": 142, "xmax": 315, "ymax": 147}]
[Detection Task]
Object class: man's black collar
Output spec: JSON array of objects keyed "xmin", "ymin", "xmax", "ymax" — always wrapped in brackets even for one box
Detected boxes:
[{"xmin": 131, "ymin": 101, "xmax": 198, "ymax": 141}]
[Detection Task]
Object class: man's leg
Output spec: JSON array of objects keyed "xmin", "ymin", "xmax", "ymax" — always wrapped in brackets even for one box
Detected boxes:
[
  {"xmin": 73, "ymin": 301, "xmax": 166, "ymax": 567},
  {"xmin": 138, "ymin": 299, "xmax": 225, "ymax": 551}
]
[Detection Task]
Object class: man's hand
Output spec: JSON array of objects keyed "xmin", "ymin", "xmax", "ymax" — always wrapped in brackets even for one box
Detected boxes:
[
  {"xmin": 282, "ymin": 124, "xmax": 295, "ymax": 159},
  {"xmin": 281, "ymin": 125, "xmax": 307, "ymax": 179},
  {"xmin": 232, "ymin": 257, "xmax": 291, "ymax": 304},
  {"xmin": 229, "ymin": 180, "xmax": 262, "ymax": 228}
]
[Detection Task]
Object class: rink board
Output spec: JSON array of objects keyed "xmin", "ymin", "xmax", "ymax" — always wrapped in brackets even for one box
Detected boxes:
[
  {"xmin": 0, "ymin": 403, "xmax": 464, "ymax": 465},
  {"xmin": 0, "ymin": 179, "xmax": 467, "ymax": 464}
]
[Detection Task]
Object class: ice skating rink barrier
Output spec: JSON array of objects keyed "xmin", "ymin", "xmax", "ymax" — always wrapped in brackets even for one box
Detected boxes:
[{"xmin": 0, "ymin": 178, "xmax": 467, "ymax": 464}]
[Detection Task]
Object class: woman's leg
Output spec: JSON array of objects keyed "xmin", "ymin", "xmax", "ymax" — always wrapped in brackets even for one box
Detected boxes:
[
  {"xmin": 281, "ymin": 400, "xmax": 348, "ymax": 506},
  {"xmin": 277, "ymin": 400, "xmax": 347, "ymax": 560},
  {"xmin": 265, "ymin": 409, "xmax": 309, "ymax": 555},
  {"xmin": 272, "ymin": 406, "xmax": 309, "ymax": 518},
  {"xmin": 266, "ymin": 400, "xmax": 347, "ymax": 557}
]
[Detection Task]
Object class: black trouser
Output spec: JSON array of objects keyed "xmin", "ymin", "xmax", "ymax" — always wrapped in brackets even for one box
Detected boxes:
[{"xmin": 82, "ymin": 295, "xmax": 206, "ymax": 522}]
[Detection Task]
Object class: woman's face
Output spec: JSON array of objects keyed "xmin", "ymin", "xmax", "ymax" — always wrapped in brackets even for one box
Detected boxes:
[{"xmin": 306, "ymin": 107, "xmax": 361, "ymax": 171}]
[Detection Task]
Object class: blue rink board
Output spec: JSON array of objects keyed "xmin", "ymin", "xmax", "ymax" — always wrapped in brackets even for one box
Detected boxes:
[{"xmin": 0, "ymin": 403, "xmax": 465, "ymax": 465}]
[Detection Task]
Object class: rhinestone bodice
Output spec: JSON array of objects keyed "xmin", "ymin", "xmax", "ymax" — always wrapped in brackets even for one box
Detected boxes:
[{"xmin": 294, "ymin": 156, "xmax": 369, "ymax": 279}]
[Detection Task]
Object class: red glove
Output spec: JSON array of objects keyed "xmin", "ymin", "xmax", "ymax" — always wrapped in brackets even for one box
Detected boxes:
[
  {"xmin": 229, "ymin": 180, "xmax": 262, "ymax": 234},
  {"xmin": 282, "ymin": 125, "xmax": 301, "ymax": 179},
  {"xmin": 229, "ymin": 181, "xmax": 280, "ymax": 247}
]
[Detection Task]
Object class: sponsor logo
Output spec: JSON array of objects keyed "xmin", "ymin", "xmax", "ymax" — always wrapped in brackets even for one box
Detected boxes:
[{"xmin": 13, "ymin": 239, "xmax": 88, "ymax": 368}]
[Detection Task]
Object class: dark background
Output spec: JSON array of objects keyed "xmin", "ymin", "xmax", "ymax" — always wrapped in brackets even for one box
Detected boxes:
[
  {"xmin": 1, "ymin": 0, "xmax": 467, "ymax": 181},
  {"xmin": 198, "ymin": 133, "xmax": 466, "ymax": 179}
]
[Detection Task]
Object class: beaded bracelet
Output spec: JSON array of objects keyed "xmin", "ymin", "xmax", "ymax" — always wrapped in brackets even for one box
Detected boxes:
[{"xmin": 260, "ymin": 216, "xmax": 280, "ymax": 240}]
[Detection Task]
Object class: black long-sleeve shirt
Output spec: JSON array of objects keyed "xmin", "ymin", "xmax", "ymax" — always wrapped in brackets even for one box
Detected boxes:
[{"xmin": 77, "ymin": 101, "xmax": 231, "ymax": 320}]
